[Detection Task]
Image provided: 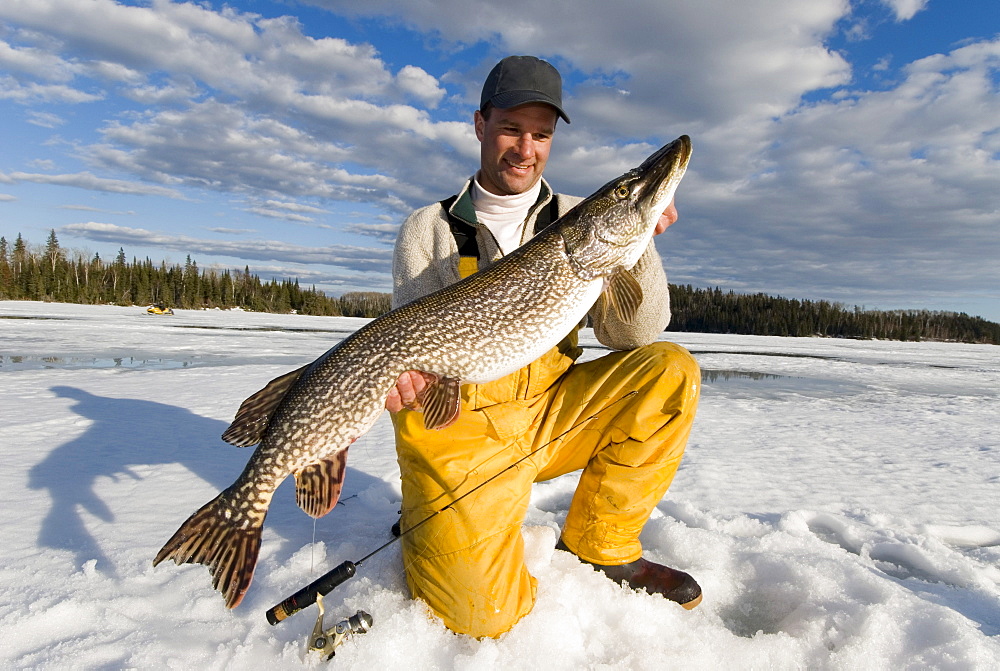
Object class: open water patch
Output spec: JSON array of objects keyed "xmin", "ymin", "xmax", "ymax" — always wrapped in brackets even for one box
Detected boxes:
[
  {"xmin": 0, "ymin": 355, "xmax": 196, "ymax": 371},
  {"xmin": 701, "ymin": 369, "xmax": 787, "ymax": 384},
  {"xmin": 700, "ymin": 367, "xmax": 869, "ymax": 397},
  {"xmin": 0, "ymin": 315, "xmax": 69, "ymax": 320},
  {"xmin": 169, "ymin": 324, "xmax": 356, "ymax": 336},
  {"xmin": 690, "ymin": 349, "xmax": 837, "ymax": 361}
]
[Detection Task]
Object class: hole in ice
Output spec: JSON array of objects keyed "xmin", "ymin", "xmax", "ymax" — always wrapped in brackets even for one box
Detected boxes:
[{"xmin": 719, "ymin": 584, "xmax": 805, "ymax": 638}]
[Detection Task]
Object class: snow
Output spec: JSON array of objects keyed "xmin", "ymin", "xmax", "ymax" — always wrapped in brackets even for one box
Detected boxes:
[{"xmin": 2, "ymin": 300, "xmax": 998, "ymax": 669}]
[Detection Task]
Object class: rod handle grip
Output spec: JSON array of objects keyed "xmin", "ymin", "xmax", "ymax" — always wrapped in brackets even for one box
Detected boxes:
[{"xmin": 265, "ymin": 560, "xmax": 357, "ymax": 625}]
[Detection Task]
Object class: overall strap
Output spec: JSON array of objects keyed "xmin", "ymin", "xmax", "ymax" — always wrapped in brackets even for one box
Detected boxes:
[
  {"xmin": 440, "ymin": 194, "xmax": 479, "ymax": 257},
  {"xmin": 441, "ymin": 193, "xmax": 560, "ymax": 279},
  {"xmin": 440, "ymin": 194, "xmax": 479, "ymax": 278},
  {"xmin": 531, "ymin": 193, "xmax": 561, "ymax": 235}
]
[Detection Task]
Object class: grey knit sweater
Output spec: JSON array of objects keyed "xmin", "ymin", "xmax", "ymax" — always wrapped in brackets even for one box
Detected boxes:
[{"xmin": 391, "ymin": 177, "xmax": 671, "ymax": 351}]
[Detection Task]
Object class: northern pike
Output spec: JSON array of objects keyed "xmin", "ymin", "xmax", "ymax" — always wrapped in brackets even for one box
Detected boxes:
[{"xmin": 153, "ymin": 135, "xmax": 692, "ymax": 608}]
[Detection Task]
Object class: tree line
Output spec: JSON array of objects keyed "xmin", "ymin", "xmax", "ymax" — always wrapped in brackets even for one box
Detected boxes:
[
  {"xmin": 0, "ymin": 231, "xmax": 390, "ymax": 317},
  {"xmin": 2, "ymin": 232, "xmax": 996, "ymax": 343},
  {"xmin": 667, "ymin": 284, "xmax": 1000, "ymax": 344}
]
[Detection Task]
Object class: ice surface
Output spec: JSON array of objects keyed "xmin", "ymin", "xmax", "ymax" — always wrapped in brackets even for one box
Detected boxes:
[{"xmin": 2, "ymin": 301, "xmax": 998, "ymax": 669}]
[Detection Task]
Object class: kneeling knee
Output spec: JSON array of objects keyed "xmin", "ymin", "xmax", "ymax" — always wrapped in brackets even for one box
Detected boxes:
[{"xmin": 640, "ymin": 341, "xmax": 700, "ymax": 384}]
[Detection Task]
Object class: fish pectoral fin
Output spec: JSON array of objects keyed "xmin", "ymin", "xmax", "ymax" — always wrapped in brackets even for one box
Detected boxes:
[
  {"xmin": 606, "ymin": 267, "xmax": 644, "ymax": 325},
  {"xmin": 295, "ymin": 449, "xmax": 349, "ymax": 518},
  {"xmin": 418, "ymin": 374, "xmax": 462, "ymax": 430},
  {"xmin": 222, "ymin": 364, "xmax": 308, "ymax": 447}
]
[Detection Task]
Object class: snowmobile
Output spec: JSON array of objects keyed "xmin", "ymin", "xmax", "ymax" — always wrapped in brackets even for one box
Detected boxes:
[{"xmin": 146, "ymin": 304, "xmax": 175, "ymax": 315}]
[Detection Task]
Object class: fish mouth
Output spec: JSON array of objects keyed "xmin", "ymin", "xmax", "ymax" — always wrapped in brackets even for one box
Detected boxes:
[{"xmin": 633, "ymin": 134, "xmax": 692, "ymax": 214}]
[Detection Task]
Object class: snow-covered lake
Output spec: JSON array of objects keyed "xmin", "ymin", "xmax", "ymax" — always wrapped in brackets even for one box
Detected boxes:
[{"xmin": 2, "ymin": 300, "xmax": 998, "ymax": 669}]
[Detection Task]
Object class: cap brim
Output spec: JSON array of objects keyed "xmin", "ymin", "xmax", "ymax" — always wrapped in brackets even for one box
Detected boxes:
[{"xmin": 488, "ymin": 91, "xmax": 571, "ymax": 123}]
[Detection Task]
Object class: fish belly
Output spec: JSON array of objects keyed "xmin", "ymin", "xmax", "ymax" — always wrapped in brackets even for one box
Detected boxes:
[{"xmin": 460, "ymin": 277, "xmax": 603, "ymax": 383}]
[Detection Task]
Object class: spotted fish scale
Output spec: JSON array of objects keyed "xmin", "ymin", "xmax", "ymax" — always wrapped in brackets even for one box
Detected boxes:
[{"xmin": 153, "ymin": 136, "xmax": 691, "ymax": 608}]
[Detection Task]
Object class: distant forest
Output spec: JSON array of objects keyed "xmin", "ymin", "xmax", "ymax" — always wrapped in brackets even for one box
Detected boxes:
[
  {"xmin": 0, "ymin": 231, "xmax": 391, "ymax": 318},
  {"xmin": 2, "ymin": 231, "xmax": 997, "ymax": 344},
  {"xmin": 667, "ymin": 285, "xmax": 999, "ymax": 344}
]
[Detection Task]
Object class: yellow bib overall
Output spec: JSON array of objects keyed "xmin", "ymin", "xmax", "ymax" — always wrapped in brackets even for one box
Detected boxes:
[{"xmin": 391, "ymin": 254, "xmax": 699, "ymax": 638}]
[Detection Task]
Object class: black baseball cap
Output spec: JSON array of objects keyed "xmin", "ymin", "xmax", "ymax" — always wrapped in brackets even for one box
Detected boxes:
[{"xmin": 480, "ymin": 55, "xmax": 570, "ymax": 123}]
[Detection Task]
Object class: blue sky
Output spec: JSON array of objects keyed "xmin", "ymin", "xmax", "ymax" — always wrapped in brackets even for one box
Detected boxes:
[{"xmin": 1, "ymin": 0, "xmax": 998, "ymax": 321}]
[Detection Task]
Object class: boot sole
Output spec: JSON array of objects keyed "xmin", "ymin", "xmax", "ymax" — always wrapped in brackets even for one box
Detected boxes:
[{"xmin": 680, "ymin": 592, "xmax": 703, "ymax": 610}]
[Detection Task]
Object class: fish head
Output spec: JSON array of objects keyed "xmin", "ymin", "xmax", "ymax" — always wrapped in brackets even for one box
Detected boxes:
[
  {"xmin": 562, "ymin": 135, "xmax": 691, "ymax": 276},
  {"xmin": 589, "ymin": 134, "xmax": 692, "ymax": 253}
]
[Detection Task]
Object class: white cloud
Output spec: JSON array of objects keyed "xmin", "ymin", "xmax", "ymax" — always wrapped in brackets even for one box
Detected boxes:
[
  {"xmin": 0, "ymin": 170, "xmax": 185, "ymax": 197},
  {"xmin": 0, "ymin": 0, "xmax": 435, "ymax": 115},
  {"xmin": 58, "ymin": 205, "xmax": 136, "ymax": 215},
  {"xmin": 244, "ymin": 207, "xmax": 318, "ymax": 224},
  {"xmin": 395, "ymin": 64, "xmax": 446, "ymax": 107},
  {"xmin": 84, "ymin": 60, "xmax": 144, "ymax": 84},
  {"xmin": 345, "ymin": 221, "xmax": 400, "ymax": 243},
  {"xmin": 123, "ymin": 77, "xmax": 200, "ymax": 105},
  {"xmin": 59, "ymin": 221, "xmax": 393, "ymax": 273},
  {"xmin": 262, "ymin": 200, "xmax": 330, "ymax": 215},
  {"xmin": 0, "ymin": 0, "xmax": 477, "ymax": 212},
  {"xmin": 26, "ymin": 110, "xmax": 65, "ymax": 128},
  {"xmin": 206, "ymin": 227, "xmax": 255, "ymax": 235},
  {"xmin": 0, "ymin": 38, "xmax": 75, "ymax": 81},
  {"xmin": 84, "ymin": 99, "xmax": 423, "ymax": 210},
  {"xmin": 28, "ymin": 159, "xmax": 57, "ymax": 171},
  {"xmin": 880, "ymin": 0, "xmax": 928, "ymax": 22},
  {"xmin": 308, "ymin": 0, "xmax": 852, "ymax": 130},
  {"xmin": 0, "ymin": 75, "xmax": 103, "ymax": 104},
  {"xmin": 660, "ymin": 33, "xmax": 1000, "ymax": 310}
]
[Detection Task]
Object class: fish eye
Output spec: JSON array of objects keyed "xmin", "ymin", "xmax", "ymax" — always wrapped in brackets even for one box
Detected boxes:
[{"xmin": 614, "ymin": 185, "xmax": 630, "ymax": 199}]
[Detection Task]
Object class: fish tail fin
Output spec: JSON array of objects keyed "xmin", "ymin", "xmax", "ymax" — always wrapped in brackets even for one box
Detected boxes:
[{"xmin": 153, "ymin": 493, "xmax": 264, "ymax": 608}]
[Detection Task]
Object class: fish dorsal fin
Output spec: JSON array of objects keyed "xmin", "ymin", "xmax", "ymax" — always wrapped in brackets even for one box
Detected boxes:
[
  {"xmin": 221, "ymin": 365, "xmax": 308, "ymax": 447},
  {"xmin": 606, "ymin": 267, "xmax": 644, "ymax": 325},
  {"xmin": 419, "ymin": 375, "xmax": 462, "ymax": 430},
  {"xmin": 295, "ymin": 449, "xmax": 349, "ymax": 519}
]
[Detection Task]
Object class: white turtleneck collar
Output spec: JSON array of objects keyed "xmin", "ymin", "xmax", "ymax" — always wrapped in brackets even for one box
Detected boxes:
[{"xmin": 470, "ymin": 177, "xmax": 543, "ymax": 255}]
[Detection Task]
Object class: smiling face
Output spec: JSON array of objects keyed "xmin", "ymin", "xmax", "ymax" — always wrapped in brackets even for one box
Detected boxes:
[{"xmin": 474, "ymin": 102, "xmax": 558, "ymax": 196}]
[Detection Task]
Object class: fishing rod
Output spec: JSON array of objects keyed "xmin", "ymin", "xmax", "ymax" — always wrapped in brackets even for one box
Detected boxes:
[{"xmin": 265, "ymin": 389, "xmax": 638, "ymax": 627}]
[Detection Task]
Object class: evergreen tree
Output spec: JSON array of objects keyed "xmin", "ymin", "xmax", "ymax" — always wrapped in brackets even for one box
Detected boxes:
[
  {"xmin": 44, "ymin": 230, "xmax": 59, "ymax": 268},
  {"xmin": 0, "ymin": 236, "xmax": 10, "ymax": 299},
  {"xmin": 12, "ymin": 234, "xmax": 26, "ymax": 277}
]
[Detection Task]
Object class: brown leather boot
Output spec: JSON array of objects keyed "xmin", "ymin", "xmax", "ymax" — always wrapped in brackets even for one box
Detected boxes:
[{"xmin": 556, "ymin": 539, "xmax": 703, "ymax": 609}]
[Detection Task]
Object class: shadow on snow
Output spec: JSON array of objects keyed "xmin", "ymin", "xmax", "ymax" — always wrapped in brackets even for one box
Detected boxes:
[{"xmin": 28, "ymin": 385, "xmax": 395, "ymax": 579}]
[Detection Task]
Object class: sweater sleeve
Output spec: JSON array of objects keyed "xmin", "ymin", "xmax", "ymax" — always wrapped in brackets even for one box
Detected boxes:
[{"xmin": 392, "ymin": 203, "xmax": 462, "ymax": 309}]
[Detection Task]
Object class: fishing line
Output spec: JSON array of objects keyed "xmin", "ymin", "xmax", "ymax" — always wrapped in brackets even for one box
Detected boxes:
[
  {"xmin": 266, "ymin": 389, "xmax": 638, "ymax": 626},
  {"xmin": 311, "ymin": 427, "xmax": 374, "ymax": 579},
  {"xmin": 311, "ymin": 519, "xmax": 317, "ymax": 575}
]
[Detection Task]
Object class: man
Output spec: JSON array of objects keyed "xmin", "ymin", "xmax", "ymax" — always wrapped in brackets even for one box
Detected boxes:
[{"xmin": 386, "ymin": 56, "xmax": 701, "ymax": 638}]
